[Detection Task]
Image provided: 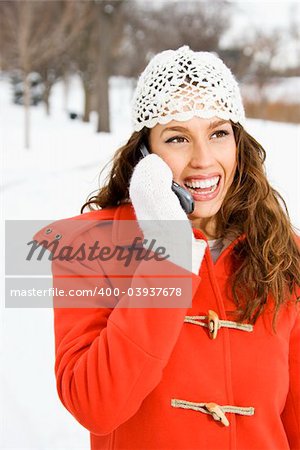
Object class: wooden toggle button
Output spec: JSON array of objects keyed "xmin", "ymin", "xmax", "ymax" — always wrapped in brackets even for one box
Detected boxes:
[
  {"xmin": 205, "ymin": 402, "xmax": 229, "ymax": 427},
  {"xmin": 208, "ymin": 310, "xmax": 219, "ymax": 339}
]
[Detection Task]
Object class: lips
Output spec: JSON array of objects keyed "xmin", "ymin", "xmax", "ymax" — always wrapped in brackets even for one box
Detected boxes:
[{"xmin": 183, "ymin": 174, "xmax": 222, "ymax": 201}]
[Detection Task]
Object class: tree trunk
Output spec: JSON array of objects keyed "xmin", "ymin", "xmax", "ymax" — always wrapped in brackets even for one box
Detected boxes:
[
  {"xmin": 62, "ymin": 69, "xmax": 70, "ymax": 113},
  {"xmin": 96, "ymin": 63, "xmax": 110, "ymax": 132},
  {"xmin": 82, "ymin": 81, "xmax": 91, "ymax": 122},
  {"xmin": 24, "ymin": 72, "xmax": 30, "ymax": 150},
  {"xmin": 43, "ymin": 82, "xmax": 51, "ymax": 116},
  {"xmin": 96, "ymin": 6, "xmax": 110, "ymax": 133},
  {"xmin": 19, "ymin": 1, "xmax": 32, "ymax": 149}
]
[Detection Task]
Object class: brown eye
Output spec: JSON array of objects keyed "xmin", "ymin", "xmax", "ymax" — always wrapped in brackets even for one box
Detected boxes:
[
  {"xmin": 165, "ymin": 136, "xmax": 188, "ymax": 144},
  {"xmin": 211, "ymin": 129, "xmax": 230, "ymax": 139}
]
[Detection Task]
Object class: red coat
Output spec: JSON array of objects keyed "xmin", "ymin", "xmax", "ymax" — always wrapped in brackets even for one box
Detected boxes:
[{"xmin": 33, "ymin": 203, "xmax": 300, "ymax": 450}]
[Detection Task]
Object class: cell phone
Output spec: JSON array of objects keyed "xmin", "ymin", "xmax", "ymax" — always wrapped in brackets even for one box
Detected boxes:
[{"xmin": 139, "ymin": 144, "xmax": 195, "ymax": 214}]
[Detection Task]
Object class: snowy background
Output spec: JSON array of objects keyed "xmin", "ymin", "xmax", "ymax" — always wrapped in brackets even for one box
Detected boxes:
[{"xmin": 1, "ymin": 71, "xmax": 300, "ymax": 449}]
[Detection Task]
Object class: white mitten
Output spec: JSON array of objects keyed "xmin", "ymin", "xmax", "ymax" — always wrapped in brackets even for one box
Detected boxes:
[{"xmin": 129, "ymin": 154, "xmax": 207, "ymax": 275}]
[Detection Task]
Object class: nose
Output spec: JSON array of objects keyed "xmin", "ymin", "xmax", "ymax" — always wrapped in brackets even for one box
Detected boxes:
[{"xmin": 189, "ymin": 140, "xmax": 214, "ymax": 169}]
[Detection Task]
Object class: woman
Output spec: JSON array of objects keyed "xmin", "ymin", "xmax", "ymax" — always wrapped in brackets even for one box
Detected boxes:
[{"xmin": 34, "ymin": 46, "xmax": 300, "ymax": 449}]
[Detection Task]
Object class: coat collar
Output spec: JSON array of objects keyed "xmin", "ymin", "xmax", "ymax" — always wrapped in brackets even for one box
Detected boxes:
[{"xmin": 110, "ymin": 203, "xmax": 143, "ymax": 247}]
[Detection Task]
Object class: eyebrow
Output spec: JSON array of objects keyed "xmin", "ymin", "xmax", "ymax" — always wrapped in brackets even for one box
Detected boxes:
[{"xmin": 160, "ymin": 119, "xmax": 230, "ymax": 137}]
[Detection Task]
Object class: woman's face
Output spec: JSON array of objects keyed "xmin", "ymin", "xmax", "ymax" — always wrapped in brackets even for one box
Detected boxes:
[{"xmin": 149, "ymin": 116, "xmax": 237, "ymax": 237}]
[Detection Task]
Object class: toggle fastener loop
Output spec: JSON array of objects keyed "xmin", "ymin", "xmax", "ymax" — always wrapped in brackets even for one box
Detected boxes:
[
  {"xmin": 171, "ymin": 398, "xmax": 255, "ymax": 427},
  {"xmin": 184, "ymin": 311, "xmax": 253, "ymax": 339}
]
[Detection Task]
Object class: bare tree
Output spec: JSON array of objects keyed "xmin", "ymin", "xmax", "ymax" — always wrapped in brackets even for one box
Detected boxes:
[
  {"xmin": 93, "ymin": 0, "xmax": 125, "ymax": 133},
  {"xmin": 245, "ymin": 29, "xmax": 283, "ymax": 118},
  {"xmin": 0, "ymin": 0, "xmax": 91, "ymax": 148},
  {"xmin": 284, "ymin": 3, "xmax": 300, "ymax": 76},
  {"xmin": 70, "ymin": 2, "xmax": 99, "ymax": 123},
  {"xmin": 0, "ymin": 1, "xmax": 32, "ymax": 148},
  {"xmin": 68, "ymin": 0, "xmax": 125, "ymax": 131},
  {"xmin": 112, "ymin": 0, "xmax": 232, "ymax": 79}
]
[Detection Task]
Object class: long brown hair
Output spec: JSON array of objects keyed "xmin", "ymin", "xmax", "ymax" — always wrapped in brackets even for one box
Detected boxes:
[{"xmin": 81, "ymin": 123, "xmax": 300, "ymax": 325}]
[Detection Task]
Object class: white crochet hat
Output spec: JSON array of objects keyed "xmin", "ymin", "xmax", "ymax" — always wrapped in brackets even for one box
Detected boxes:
[{"xmin": 131, "ymin": 45, "xmax": 245, "ymax": 131}]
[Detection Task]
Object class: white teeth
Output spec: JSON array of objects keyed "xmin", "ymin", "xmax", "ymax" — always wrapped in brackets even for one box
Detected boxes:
[
  {"xmin": 186, "ymin": 182, "xmax": 218, "ymax": 195},
  {"xmin": 185, "ymin": 176, "xmax": 220, "ymax": 189}
]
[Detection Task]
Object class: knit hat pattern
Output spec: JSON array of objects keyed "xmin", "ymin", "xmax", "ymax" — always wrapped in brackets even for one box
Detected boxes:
[{"xmin": 132, "ymin": 45, "xmax": 245, "ymax": 131}]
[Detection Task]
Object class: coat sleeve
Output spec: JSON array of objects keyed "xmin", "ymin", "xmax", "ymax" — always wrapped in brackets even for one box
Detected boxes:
[
  {"xmin": 281, "ymin": 303, "xmax": 300, "ymax": 450},
  {"xmin": 52, "ymin": 235, "xmax": 201, "ymax": 436}
]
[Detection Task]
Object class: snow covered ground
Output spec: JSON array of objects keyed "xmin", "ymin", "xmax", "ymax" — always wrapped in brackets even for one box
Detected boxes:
[{"xmin": 1, "ymin": 75, "xmax": 299, "ymax": 449}]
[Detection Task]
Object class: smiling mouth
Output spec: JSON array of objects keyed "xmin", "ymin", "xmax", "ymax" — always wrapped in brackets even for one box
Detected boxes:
[{"xmin": 184, "ymin": 176, "xmax": 221, "ymax": 195}]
